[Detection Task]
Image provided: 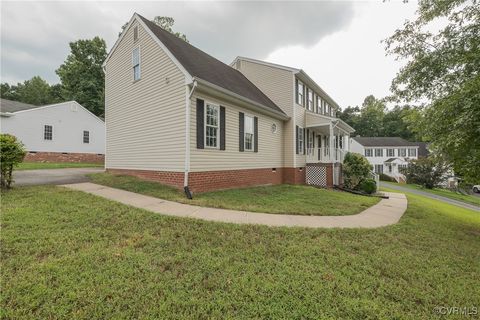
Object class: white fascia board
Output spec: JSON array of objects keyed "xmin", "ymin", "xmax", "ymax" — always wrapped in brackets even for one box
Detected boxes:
[
  {"xmin": 103, "ymin": 13, "xmax": 193, "ymax": 84},
  {"xmin": 231, "ymin": 56, "xmax": 300, "ymax": 73},
  {"xmin": 195, "ymin": 77, "xmax": 290, "ymax": 121}
]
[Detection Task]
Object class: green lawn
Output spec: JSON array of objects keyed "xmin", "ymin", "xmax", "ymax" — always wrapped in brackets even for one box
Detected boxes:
[
  {"xmin": 1, "ymin": 186, "xmax": 479, "ymax": 319},
  {"xmin": 89, "ymin": 173, "xmax": 380, "ymax": 216},
  {"xmin": 17, "ymin": 162, "xmax": 103, "ymax": 170},
  {"xmin": 382, "ymin": 181, "xmax": 480, "ymax": 207}
]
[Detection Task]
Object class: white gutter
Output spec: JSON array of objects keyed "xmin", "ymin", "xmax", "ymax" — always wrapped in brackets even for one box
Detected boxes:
[{"xmin": 184, "ymin": 80, "xmax": 198, "ymax": 189}]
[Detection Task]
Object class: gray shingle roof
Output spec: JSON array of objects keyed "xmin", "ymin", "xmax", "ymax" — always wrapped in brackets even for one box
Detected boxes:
[
  {"xmin": 138, "ymin": 15, "xmax": 286, "ymax": 116},
  {"xmin": 0, "ymin": 99, "xmax": 39, "ymax": 113},
  {"xmin": 352, "ymin": 137, "xmax": 419, "ymax": 147}
]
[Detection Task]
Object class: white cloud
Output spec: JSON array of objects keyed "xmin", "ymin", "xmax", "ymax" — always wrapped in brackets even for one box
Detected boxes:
[{"xmin": 266, "ymin": 1, "xmax": 418, "ymax": 108}]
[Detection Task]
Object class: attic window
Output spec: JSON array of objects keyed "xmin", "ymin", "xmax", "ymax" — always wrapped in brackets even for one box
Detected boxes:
[{"xmin": 133, "ymin": 26, "xmax": 138, "ymax": 41}]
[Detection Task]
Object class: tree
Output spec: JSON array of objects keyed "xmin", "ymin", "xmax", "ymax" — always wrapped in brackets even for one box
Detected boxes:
[
  {"xmin": 1, "ymin": 77, "xmax": 63, "ymax": 106},
  {"xmin": 342, "ymin": 152, "xmax": 373, "ymax": 190},
  {"xmin": 0, "ymin": 134, "xmax": 26, "ymax": 189},
  {"xmin": 384, "ymin": 0, "xmax": 480, "ymax": 183},
  {"xmin": 401, "ymin": 157, "xmax": 449, "ymax": 189},
  {"xmin": 56, "ymin": 37, "xmax": 107, "ymax": 116},
  {"xmin": 119, "ymin": 16, "xmax": 188, "ymax": 42}
]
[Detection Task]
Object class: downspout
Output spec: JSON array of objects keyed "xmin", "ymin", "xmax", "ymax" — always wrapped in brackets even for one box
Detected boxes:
[{"xmin": 184, "ymin": 79, "xmax": 197, "ymax": 199}]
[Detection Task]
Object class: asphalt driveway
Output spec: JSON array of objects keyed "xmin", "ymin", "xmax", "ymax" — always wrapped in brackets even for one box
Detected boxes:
[
  {"xmin": 13, "ymin": 168, "xmax": 104, "ymax": 186},
  {"xmin": 381, "ymin": 182, "xmax": 480, "ymax": 212}
]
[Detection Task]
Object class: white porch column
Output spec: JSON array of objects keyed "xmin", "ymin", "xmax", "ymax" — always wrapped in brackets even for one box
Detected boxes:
[{"xmin": 329, "ymin": 123, "xmax": 334, "ymax": 163}]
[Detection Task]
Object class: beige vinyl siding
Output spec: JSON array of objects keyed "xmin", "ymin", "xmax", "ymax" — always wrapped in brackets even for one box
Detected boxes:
[
  {"xmin": 190, "ymin": 92, "xmax": 283, "ymax": 171},
  {"xmin": 235, "ymin": 60, "xmax": 296, "ymax": 167},
  {"xmin": 105, "ymin": 20, "xmax": 186, "ymax": 171},
  {"xmin": 295, "ymin": 105, "xmax": 307, "ymax": 166}
]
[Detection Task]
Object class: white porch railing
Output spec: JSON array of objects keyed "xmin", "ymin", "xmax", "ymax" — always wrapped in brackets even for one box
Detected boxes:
[{"xmin": 306, "ymin": 147, "xmax": 347, "ymax": 163}]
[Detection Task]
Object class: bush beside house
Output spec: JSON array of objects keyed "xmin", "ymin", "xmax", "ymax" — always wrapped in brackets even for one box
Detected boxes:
[
  {"xmin": 1, "ymin": 134, "xmax": 26, "ymax": 189},
  {"xmin": 342, "ymin": 152, "xmax": 375, "ymax": 193}
]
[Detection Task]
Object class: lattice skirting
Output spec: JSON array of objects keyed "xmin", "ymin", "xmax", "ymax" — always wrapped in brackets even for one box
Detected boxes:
[{"xmin": 306, "ymin": 165, "xmax": 327, "ymax": 187}]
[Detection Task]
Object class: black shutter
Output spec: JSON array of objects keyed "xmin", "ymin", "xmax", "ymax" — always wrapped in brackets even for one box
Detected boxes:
[
  {"xmin": 303, "ymin": 128, "xmax": 306, "ymax": 154},
  {"xmin": 306, "ymin": 129, "xmax": 310, "ymax": 153},
  {"xmin": 239, "ymin": 112, "xmax": 244, "ymax": 152},
  {"xmin": 196, "ymin": 99, "xmax": 204, "ymax": 149},
  {"xmin": 296, "ymin": 125, "xmax": 299, "ymax": 154},
  {"xmin": 303, "ymin": 86, "xmax": 306, "ymax": 107},
  {"xmin": 254, "ymin": 116, "xmax": 258, "ymax": 153},
  {"xmin": 312, "ymin": 131, "xmax": 315, "ymax": 148},
  {"xmin": 295, "ymin": 78, "xmax": 299, "ymax": 104},
  {"xmin": 220, "ymin": 106, "xmax": 226, "ymax": 150}
]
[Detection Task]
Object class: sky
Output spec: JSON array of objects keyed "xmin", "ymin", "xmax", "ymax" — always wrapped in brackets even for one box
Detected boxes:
[{"xmin": 1, "ymin": 1, "xmax": 418, "ymax": 108}]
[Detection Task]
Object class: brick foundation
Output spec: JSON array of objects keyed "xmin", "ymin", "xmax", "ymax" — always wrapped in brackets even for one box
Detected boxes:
[
  {"xmin": 106, "ymin": 167, "xmax": 310, "ymax": 193},
  {"xmin": 107, "ymin": 168, "xmax": 184, "ymax": 189},
  {"xmin": 25, "ymin": 152, "xmax": 104, "ymax": 164}
]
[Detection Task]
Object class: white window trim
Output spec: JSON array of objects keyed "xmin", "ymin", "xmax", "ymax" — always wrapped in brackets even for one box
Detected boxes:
[
  {"xmin": 307, "ymin": 89, "xmax": 314, "ymax": 111},
  {"xmin": 408, "ymin": 148, "xmax": 417, "ymax": 157},
  {"xmin": 387, "ymin": 148, "xmax": 395, "ymax": 157},
  {"xmin": 132, "ymin": 46, "xmax": 141, "ymax": 81},
  {"xmin": 204, "ymin": 102, "xmax": 220, "ymax": 149},
  {"xmin": 83, "ymin": 130, "xmax": 90, "ymax": 144},
  {"xmin": 244, "ymin": 113, "xmax": 255, "ymax": 152},
  {"xmin": 375, "ymin": 148, "xmax": 383, "ymax": 157},
  {"xmin": 365, "ymin": 148, "xmax": 373, "ymax": 157},
  {"xmin": 298, "ymin": 127, "xmax": 304, "ymax": 154},
  {"xmin": 44, "ymin": 124, "xmax": 53, "ymax": 141},
  {"xmin": 398, "ymin": 148, "xmax": 407, "ymax": 157},
  {"xmin": 297, "ymin": 81, "xmax": 304, "ymax": 106}
]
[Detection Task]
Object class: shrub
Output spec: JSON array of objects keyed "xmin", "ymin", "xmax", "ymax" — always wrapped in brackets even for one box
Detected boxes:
[
  {"xmin": 343, "ymin": 152, "xmax": 372, "ymax": 190},
  {"xmin": 380, "ymin": 173, "xmax": 397, "ymax": 182},
  {"xmin": 359, "ymin": 179, "xmax": 377, "ymax": 194},
  {"xmin": 1, "ymin": 134, "xmax": 26, "ymax": 189},
  {"xmin": 402, "ymin": 157, "xmax": 448, "ymax": 189}
]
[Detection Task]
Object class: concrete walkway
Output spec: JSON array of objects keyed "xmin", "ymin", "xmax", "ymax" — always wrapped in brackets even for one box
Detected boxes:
[
  {"xmin": 381, "ymin": 182, "xmax": 480, "ymax": 212},
  {"xmin": 62, "ymin": 182, "xmax": 408, "ymax": 229}
]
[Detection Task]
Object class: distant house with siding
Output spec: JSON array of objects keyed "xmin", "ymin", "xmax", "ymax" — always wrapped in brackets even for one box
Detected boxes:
[{"xmin": 0, "ymin": 99, "xmax": 105, "ymax": 163}]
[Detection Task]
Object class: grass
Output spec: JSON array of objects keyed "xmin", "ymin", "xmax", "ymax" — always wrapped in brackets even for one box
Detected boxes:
[
  {"xmin": 17, "ymin": 162, "xmax": 103, "ymax": 170},
  {"xmin": 88, "ymin": 173, "xmax": 380, "ymax": 216},
  {"xmin": 1, "ymin": 186, "xmax": 479, "ymax": 319},
  {"xmin": 382, "ymin": 181, "xmax": 480, "ymax": 207}
]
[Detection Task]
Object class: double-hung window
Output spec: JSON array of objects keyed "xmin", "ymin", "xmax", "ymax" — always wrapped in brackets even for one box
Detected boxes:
[
  {"xmin": 205, "ymin": 103, "xmax": 219, "ymax": 148},
  {"xmin": 375, "ymin": 148, "xmax": 383, "ymax": 157},
  {"xmin": 398, "ymin": 148, "xmax": 407, "ymax": 157},
  {"xmin": 387, "ymin": 148, "xmax": 395, "ymax": 157},
  {"xmin": 83, "ymin": 130, "xmax": 90, "ymax": 143},
  {"xmin": 298, "ymin": 127, "xmax": 304, "ymax": 154},
  {"xmin": 307, "ymin": 131, "xmax": 313, "ymax": 155},
  {"xmin": 323, "ymin": 102, "xmax": 328, "ymax": 115},
  {"xmin": 244, "ymin": 115, "xmax": 254, "ymax": 151},
  {"xmin": 365, "ymin": 148, "xmax": 373, "ymax": 157},
  {"xmin": 44, "ymin": 125, "xmax": 53, "ymax": 140},
  {"xmin": 316, "ymin": 96, "xmax": 322, "ymax": 114},
  {"xmin": 297, "ymin": 81, "xmax": 304, "ymax": 106},
  {"xmin": 132, "ymin": 47, "xmax": 141, "ymax": 81},
  {"xmin": 307, "ymin": 90, "xmax": 314, "ymax": 111},
  {"xmin": 408, "ymin": 148, "xmax": 417, "ymax": 157}
]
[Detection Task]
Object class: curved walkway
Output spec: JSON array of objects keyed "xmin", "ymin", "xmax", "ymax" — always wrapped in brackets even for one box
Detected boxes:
[{"xmin": 62, "ymin": 182, "xmax": 408, "ymax": 229}]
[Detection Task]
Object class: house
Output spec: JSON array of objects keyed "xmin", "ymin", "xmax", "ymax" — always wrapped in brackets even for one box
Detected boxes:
[
  {"xmin": 0, "ymin": 99, "xmax": 105, "ymax": 163},
  {"xmin": 104, "ymin": 13, "xmax": 354, "ymax": 193},
  {"xmin": 349, "ymin": 137, "xmax": 420, "ymax": 183}
]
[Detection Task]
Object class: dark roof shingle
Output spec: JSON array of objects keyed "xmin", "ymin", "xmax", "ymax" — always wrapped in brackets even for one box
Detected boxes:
[
  {"xmin": 352, "ymin": 137, "xmax": 419, "ymax": 147},
  {"xmin": 138, "ymin": 15, "xmax": 285, "ymax": 116},
  {"xmin": 0, "ymin": 99, "xmax": 39, "ymax": 113}
]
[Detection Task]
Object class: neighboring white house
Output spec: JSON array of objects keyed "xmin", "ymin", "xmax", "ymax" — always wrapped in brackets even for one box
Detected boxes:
[
  {"xmin": 350, "ymin": 137, "xmax": 422, "ymax": 183},
  {"xmin": 0, "ymin": 99, "xmax": 105, "ymax": 162}
]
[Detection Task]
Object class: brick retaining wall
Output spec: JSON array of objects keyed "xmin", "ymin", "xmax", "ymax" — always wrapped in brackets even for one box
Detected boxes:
[{"xmin": 25, "ymin": 152, "xmax": 104, "ymax": 164}]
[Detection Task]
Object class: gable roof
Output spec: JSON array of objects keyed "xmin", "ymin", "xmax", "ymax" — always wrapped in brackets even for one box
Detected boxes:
[
  {"xmin": 0, "ymin": 99, "xmax": 39, "ymax": 113},
  {"xmin": 136, "ymin": 14, "xmax": 286, "ymax": 116},
  {"xmin": 352, "ymin": 137, "xmax": 419, "ymax": 147}
]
